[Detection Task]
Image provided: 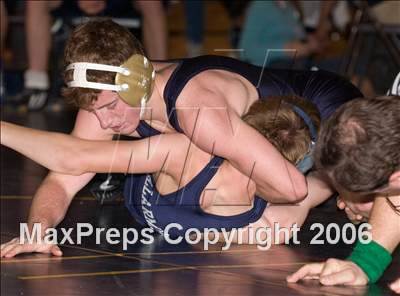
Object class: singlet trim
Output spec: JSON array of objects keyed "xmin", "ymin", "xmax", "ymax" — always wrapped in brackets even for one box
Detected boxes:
[
  {"xmin": 150, "ymin": 156, "xmax": 224, "ymax": 201},
  {"xmin": 148, "ymin": 155, "xmax": 267, "ymax": 222},
  {"xmin": 163, "ymin": 56, "xmax": 263, "ymax": 132}
]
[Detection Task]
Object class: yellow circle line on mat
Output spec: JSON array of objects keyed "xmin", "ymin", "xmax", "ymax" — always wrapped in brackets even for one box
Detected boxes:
[
  {"xmin": 18, "ymin": 262, "xmax": 309, "ymax": 280},
  {"xmin": 0, "ymin": 249, "xmax": 270, "ymax": 264},
  {"xmin": 18, "ymin": 266, "xmax": 190, "ymax": 280},
  {"xmin": 0, "ymin": 236, "xmax": 295, "ymax": 265},
  {"xmin": 1, "ymin": 254, "xmax": 116, "ymax": 264},
  {"xmin": 0, "ymin": 195, "xmax": 95, "ymax": 201}
]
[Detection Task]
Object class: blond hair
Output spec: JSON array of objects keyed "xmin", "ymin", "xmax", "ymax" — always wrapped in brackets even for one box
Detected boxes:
[{"xmin": 242, "ymin": 95, "xmax": 321, "ymax": 164}]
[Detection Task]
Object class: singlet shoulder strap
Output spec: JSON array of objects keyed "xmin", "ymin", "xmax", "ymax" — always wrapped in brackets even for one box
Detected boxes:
[
  {"xmin": 161, "ymin": 156, "xmax": 225, "ymax": 204},
  {"xmin": 163, "ymin": 55, "xmax": 262, "ymax": 132},
  {"xmin": 136, "ymin": 121, "xmax": 161, "ymax": 137}
]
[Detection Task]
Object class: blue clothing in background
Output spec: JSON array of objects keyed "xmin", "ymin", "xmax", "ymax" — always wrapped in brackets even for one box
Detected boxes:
[{"xmin": 239, "ymin": 1, "xmax": 305, "ymax": 66}]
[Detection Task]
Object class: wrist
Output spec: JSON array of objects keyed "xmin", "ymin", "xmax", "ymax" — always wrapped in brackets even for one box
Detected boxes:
[
  {"xmin": 347, "ymin": 240, "xmax": 392, "ymax": 283},
  {"xmin": 27, "ymin": 220, "xmax": 53, "ymax": 238}
]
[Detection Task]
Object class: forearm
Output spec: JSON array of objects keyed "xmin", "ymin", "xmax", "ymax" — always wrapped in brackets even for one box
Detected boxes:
[
  {"xmin": 1, "ymin": 121, "xmax": 181, "ymax": 176},
  {"xmin": 236, "ymin": 151, "xmax": 307, "ymax": 203},
  {"xmin": 182, "ymin": 111, "xmax": 308, "ymax": 202},
  {"xmin": 302, "ymin": 171, "xmax": 334, "ymax": 209},
  {"xmin": 344, "ymin": 195, "xmax": 399, "ymax": 283},
  {"xmin": 26, "ymin": 175, "xmax": 75, "ymax": 237},
  {"xmin": 224, "ymin": 126, "xmax": 308, "ymax": 202},
  {"xmin": 264, "ymin": 172, "xmax": 333, "ymax": 238},
  {"xmin": 369, "ymin": 195, "xmax": 400, "ymax": 253},
  {"xmin": 1, "ymin": 121, "xmax": 120, "ymax": 176},
  {"xmin": 1, "ymin": 121, "xmax": 82, "ymax": 175}
]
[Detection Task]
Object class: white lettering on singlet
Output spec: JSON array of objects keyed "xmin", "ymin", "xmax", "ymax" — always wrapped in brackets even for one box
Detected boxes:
[{"xmin": 141, "ymin": 175, "xmax": 164, "ymax": 234}]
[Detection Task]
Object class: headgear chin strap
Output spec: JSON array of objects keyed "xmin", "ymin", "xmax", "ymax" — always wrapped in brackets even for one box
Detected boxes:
[
  {"xmin": 66, "ymin": 54, "xmax": 155, "ymax": 117},
  {"xmin": 289, "ymin": 104, "xmax": 318, "ymax": 174}
]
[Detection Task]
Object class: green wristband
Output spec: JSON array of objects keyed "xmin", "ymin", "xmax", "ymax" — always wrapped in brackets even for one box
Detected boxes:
[{"xmin": 347, "ymin": 240, "xmax": 392, "ymax": 283}]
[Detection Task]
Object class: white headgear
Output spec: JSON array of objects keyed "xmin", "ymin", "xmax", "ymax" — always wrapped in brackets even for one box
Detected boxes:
[{"xmin": 66, "ymin": 54, "xmax": 155, "ymax": 117}]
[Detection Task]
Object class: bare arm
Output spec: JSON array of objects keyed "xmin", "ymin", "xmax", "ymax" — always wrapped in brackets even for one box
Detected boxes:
[
  {"xmin": 177, "ymin": 101, "xmax": 307, "ymax": 203},
  {"xmin": 287, "ymin": 194, "xmax": 400, "ymax": 285},
  {"xmin": 1, "ymin": 110, "xmax": 113, "ymax": 257},
  {"xmin": 1, "ymin": 121, "xmax": 188, "ymax": 176},
  {"xmin": 261, "ymin": 171, "xmax": 333, "ymax": 243},
  {"xmin": 216, "ymin": 172, "xmax": 333, "ymax": 245},
  {"xmin": 26, "ymin": 171, "xmax": 91, "ymax": 233},
  {"xmin": 369, "ymin": 195, "xmax": 400, "ymax": 253},
  {"xmin": 28, "ymin": 110, "xmax": 113, "ymax": 225}
]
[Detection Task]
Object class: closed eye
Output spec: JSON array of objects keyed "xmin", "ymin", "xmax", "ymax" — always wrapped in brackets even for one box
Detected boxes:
[{"xmin": 107, "ymin": 100, "xmax": 118, "ymax": 110}]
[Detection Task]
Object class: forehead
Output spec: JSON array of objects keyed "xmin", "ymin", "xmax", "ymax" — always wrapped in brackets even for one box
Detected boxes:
[
  {"xmin": 88, "ymin": 91, "xmax": 119, "ymax": 109},
  {"xmin": 329, "ymin": 175, "xmax": 386, "ymax": 201}
]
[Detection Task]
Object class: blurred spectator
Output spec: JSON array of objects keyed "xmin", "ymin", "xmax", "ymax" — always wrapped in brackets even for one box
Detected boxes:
[
  {"xmin": 312, "ymin": 0, "xmax": 399, "ymax": 96},
  {"xmin": 220, "ymin": 0, "xmax": 250, "ymax": 48},
  {"xmin": 0, "ymin": 1, "xmax": 7, "ymax": 100},
  {"xmin": 184, "ymin": 1, "xmax": 204, "ymax": 57},
  {"xmin": 17, "ymin": 0, "xmax": 167, "ymax": 111},
  {"xmin": 239, "ymin": 1, "xmax": 318, "ymax": 68},
  {"xmin": 310, "ymin": 1, "xmax": 394, "ymax": 51}
]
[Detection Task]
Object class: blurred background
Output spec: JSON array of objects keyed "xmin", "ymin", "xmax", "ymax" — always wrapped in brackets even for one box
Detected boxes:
[{"xmin": 0, "ymin": 0, "xmax": 399, "ymax": 113}]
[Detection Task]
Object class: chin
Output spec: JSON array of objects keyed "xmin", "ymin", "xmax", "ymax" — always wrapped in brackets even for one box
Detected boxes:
[{"xmin": 123, "ymin": 124, "xmax": 138, "ymax": 135}]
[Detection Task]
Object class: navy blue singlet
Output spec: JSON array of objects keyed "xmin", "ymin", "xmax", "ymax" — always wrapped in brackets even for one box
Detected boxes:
[
  {"xmin": 136, "ymin": 55, "xmax": 362, "ymax": 136},
  {"xmin": 124, "ymin": 157, "xmax": 267, "ymax": 237},
  {"xmin": 126, "ymin": 55, "xmax": 363, "ymax": 236}
]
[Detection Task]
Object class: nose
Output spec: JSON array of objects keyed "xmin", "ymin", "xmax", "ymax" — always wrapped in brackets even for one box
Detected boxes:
[{"xmin": 95, "ymin": 110, "xmax": 113, "ymax": 130}]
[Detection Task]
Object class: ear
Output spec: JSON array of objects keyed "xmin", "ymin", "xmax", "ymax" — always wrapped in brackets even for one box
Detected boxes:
[{"xmin": 388, "ymin": 171, "xmax": 400, "ymax": 189}]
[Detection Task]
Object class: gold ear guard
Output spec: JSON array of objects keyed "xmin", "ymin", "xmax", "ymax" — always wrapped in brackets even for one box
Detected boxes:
[{"xmin": 115, "ymin": 54, "xmax": 155, "ymax": 107}]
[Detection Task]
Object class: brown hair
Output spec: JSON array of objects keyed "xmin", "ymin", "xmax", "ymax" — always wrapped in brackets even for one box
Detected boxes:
[
  {"xmin": 242, "ymin": 95, "xmax": 321, "ymax": 165},
  {"xmin": 315, "ymin": 96, "xmax": 400, "ymax": 193},
  {"xmin": 62, "ymin": 19, "xmax": 143, "ymax": 109}
]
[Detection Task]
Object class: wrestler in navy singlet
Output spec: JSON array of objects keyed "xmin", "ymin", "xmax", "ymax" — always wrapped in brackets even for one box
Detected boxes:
[
  {"xmin": 136, "ymin": 55, "xmax": 362, "ymax": 137},
  {"xmin": 126, "ymin": 55, "xmax": 363, "ymax": 236},
  {"xmin": 124, "ymin": 157, "xmax": 267, "ymax": 237}
]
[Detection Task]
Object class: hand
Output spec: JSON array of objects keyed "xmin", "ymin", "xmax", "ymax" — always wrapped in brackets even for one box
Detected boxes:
[
  {"xmin": 287, "ymin": 281, "xmax": 367, "ymax": 296},
  {"xmin": 287, "ymin": 258, "xmax": 369, "ymax": 286},
  {"xmin": 390, "ymin": 278, "xmax": 400, "ymax": 294},
  {"xmin": 1, "ymin": 237, "xmax": 62, "ymax": 258},
  {"xmin": 337, "ymin": 197, "xmax": 364, "ymax": 223},
  {"xmin": 337, "ymin": 197, "xmax": 372, "ymax": 223}
]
